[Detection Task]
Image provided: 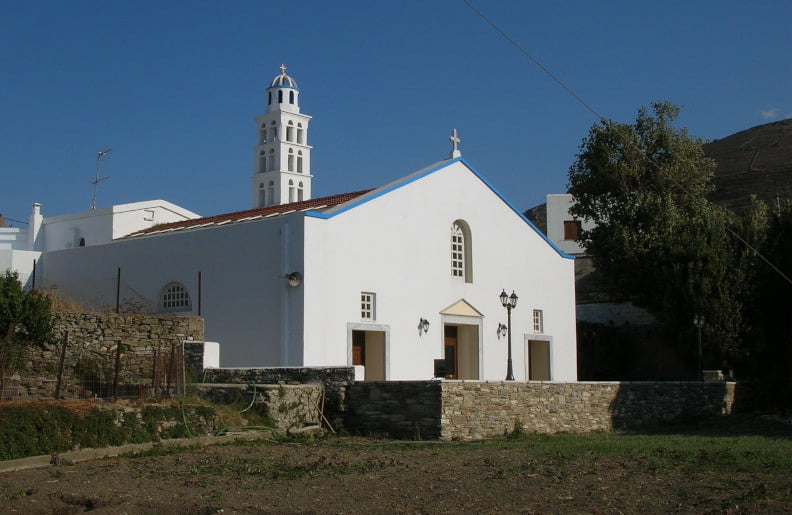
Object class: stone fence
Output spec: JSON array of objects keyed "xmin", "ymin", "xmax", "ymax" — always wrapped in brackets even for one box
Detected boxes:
[
  {"xmin": 345, "ymin": 380, "xmax": 736, "ymax": 440},
  {"xmin": 202, "ymin": 367, "xmax": 355, "ymax": 428},
  {"xmin": 3, "ymin": 312, "xmax": 204, "ymax": 399}
]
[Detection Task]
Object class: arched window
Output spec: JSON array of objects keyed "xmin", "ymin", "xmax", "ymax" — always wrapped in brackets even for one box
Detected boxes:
[
  {"xmin": 298, "ymin": 181, "xmax": 304, "ymax": 201},
  {"xmin": 259, "ymin": 123, "xmax": 267, "ymax": 145},
  {"xmin": 289, "ymin": 91, "xmax": 295, "ymax": 104},
  {"xmin": 258, "ymin": 150, "xmax": 266, "ymax": 173},
  {"xmin": 277, "ymin": 90, "xmax": 283, "ymax": 103},
  {"xmin": 288, "ymin": 179, "xmax": 295, "ymax": 203},
  {"xmin": 269, "ymin": 121, "xmax": 277, "ymax": 141},
  {"xmin": 160, "ymin": 282, "xmax": 191, "ymax": 312},
  {"xmin": 451, "ymin": 220, "xmax": 473, "ymax": 283},
  {"xmin": 288, "ymin": 148, "xmax": 294, "ymax": 171},
  {"xmin": 258, "ymin": 182, "xmax": 266, "ymax": 207},
  {"xmin": 79, "ymin": 237, "xmax": 86, "ymax": 247},
  {"xmin": 286, "ymin": 121, "xmax": 294, "ymax": 142},
  {"xmin": 268, "ymin": 181, "xmax": 275, "ymax": 205},
  {"xmin": 268, "ymin": 92, "xmax": 272, "ymax": 105},
  {"xmin": 297, "ymin": 123, "xmax": 304, "ymax": 144},
  {"xmin": 267, "ymin": 149, "xmax": 275, "ymax": 171},
  {"xmin": 297, "ymin": 150, "xmax": 303, "ymax": 173}
]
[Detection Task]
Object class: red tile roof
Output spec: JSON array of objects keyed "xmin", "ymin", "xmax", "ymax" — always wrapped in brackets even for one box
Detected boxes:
[{"xmin": 125, "ymin": 189, "xmax": 373, "ymax": 238}]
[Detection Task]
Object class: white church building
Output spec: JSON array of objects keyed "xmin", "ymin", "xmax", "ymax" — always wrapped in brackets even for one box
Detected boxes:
[{"xmin": 3, "ymin": 66, "xmax": 578, "ymax": 382}]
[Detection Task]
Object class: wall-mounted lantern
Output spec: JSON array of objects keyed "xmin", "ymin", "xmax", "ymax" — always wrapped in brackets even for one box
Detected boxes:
[{"xmin": 418, "ymin": 317, "xmax": 430, "ymax": 335}]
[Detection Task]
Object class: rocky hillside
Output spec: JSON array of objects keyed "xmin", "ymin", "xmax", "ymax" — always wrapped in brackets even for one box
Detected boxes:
[{"xmin": 705, "ymin": 118, "xmax": 792, "ymax": 212}]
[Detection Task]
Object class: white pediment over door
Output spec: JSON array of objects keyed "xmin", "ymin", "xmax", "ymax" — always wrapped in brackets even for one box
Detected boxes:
[{"xmin": 440, "ymin": 299, "xmax": 483, "ymax": 317}]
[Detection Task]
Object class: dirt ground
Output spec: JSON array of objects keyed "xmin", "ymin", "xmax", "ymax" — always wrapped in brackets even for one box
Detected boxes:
[{"xmin": 1, "ymin": 419, "xmax": 791, "ymax": 514}]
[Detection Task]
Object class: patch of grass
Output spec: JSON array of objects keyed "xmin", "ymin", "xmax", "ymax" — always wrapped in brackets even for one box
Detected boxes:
[
  {"xmin": 121, "ymin": 443, "xmax": 200, "ymax": 459},
  {"xmin": 482, "ymin": 431, "xmax": 792, "ymax": 474},
  {"xmin": 1, "ymin": 489, "xmax": 32, "ymax": 501}
]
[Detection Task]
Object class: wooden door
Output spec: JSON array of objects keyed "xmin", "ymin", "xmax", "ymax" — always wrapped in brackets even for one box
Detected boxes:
[
  {"xmin": 352, "ymin": 330, "xmax": 365, "ymax": 366},
  {"xmin": 444, "ymin": 325, "xmax": 458, "ymax": 379}
]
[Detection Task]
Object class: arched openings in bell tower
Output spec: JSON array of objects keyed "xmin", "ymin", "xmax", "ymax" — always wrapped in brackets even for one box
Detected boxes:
[
  {"xmin": 258, "ymin": 151, "xmax": 266, "ymax": 173},
  {"xmin": 267, "ymin": 149, "xmax": 275, "ymax": 172},
  {"xmin": 286, "ymin": 121, "xmax": 294, "ymax": 142},
  {"xmin": 252, "ymin": 65, "xmax": 311, "ymax": 208}
]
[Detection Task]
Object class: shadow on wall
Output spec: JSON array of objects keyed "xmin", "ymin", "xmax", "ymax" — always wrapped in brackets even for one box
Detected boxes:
[
  {"xmin": 608, "ymin": 381, "xmax": 734, "ymax": 431},
  {"xmin": 577, "ymin": 322, "xmax": 696, "ymax": 381}
]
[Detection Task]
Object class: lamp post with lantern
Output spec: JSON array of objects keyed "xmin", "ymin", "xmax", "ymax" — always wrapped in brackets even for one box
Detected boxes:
[{"xmin": 500, "ymin": 289, "xmax": 519, "ymax": 381}]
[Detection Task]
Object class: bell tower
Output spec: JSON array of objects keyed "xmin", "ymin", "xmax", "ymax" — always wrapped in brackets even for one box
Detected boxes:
[{"xmin": 251, "ymin": 64, "xmax": 313, "ymax": 208}]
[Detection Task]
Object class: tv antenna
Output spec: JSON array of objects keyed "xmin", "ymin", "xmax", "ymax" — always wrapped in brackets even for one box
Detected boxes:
[{"xmin": 91, "ymin": 148, "xmax": 112, "ymax": 210}]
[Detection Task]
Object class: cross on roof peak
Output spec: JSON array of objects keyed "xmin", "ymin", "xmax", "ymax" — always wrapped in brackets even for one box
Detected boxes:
[
  {"xmin": 449, "ymin": 128, "xmax": 462, "ymax": 158},
  {"xmin": 279, "ymin": 63, "xmax": 287, "ymax": 75}
]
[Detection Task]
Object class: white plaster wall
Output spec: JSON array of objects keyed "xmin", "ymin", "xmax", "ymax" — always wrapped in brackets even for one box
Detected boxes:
[
  {"xmin": 303, "ymin": 160, "xmax": 578, "ymax": 381},
  {"xmin": 38, "ymin": 214, "xmax": 305, "ymax": 368},
  {"xmin": 41, "ymin": 209, "xmax": 114, "ymax": 250},
  {"xmin": 545, "ymin": 194, "xmax": 595, "ymax": 255},
  {"xmin": 0, "ymin": 227, "xmax": 27, "ymax": 251},
  {"xmin": 0, "ymin": 249, "xmax": 40, "ymax": 287},
  {"xmin": 110, "ymin": 201, "xmax": 200, "ymax": 239},
  {"xmin": 39, "ymin": 200, "xmax": 199, "ymax": 251}
]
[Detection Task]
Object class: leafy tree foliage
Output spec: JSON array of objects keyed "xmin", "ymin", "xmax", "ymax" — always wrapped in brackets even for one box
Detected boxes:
[
  {"xmin": 0, "ymin": 271, "xmax": 55, "ymax": 383},
  {"xmin": 568, "ymin": 102, "xmax": 751, "ymax": 369},
  {"xmin": 748, "ymin": 200, "xmax": 792, "ymax": 404}
]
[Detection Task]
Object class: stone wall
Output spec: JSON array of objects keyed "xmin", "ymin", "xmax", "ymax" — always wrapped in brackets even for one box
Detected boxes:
[
  {"xmin": 202, "ymin": 367, "xmax": 355, "ymax": 428},
  {"xmin": 194, "ymin": 383, "xmax": 322, "ymax": 432},
  {"xmin": 345, "ymin": 381, "xmax": 442, "ymax": 439},
  {"xmin": 3, "ymin": 312, "xmax": 204, "ymax": 400},
  {"xmin": 345, "ymin": 380, "xmax": 736, "ymax": 440}
]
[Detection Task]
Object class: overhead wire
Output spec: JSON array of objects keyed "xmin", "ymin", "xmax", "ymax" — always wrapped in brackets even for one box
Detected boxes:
[{"xmin": 462, "ymin": 0, "xmax": 792, "ymax": 287}]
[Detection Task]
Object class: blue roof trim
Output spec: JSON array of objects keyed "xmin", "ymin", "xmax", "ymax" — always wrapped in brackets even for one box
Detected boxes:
[{"xmin": 305, "ymin": 157, "xmax": 575, "ymax": 260}]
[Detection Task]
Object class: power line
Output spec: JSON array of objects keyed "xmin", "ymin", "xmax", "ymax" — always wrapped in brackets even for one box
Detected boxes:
[
  {"xmin": 3, "ymin": 217, "xmax": 28, "ymax": 225},
  {"xmin": 462, "ymin": 0, "xmax": 792, "ymax": 287},
  {"xmin": 462, "ymin": 0, "xmax": 605, "ymax": 122}
]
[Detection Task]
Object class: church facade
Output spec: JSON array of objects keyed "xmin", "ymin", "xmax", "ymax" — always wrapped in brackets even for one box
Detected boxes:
[{"xmin": 23, "ymin": 66, "xmax": 578, "ymax": 381}]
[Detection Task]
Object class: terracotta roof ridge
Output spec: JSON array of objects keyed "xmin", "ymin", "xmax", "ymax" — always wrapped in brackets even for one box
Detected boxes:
[{"xmin": 124, "ymin": 189, "xmax": 373, "ymax": 238}]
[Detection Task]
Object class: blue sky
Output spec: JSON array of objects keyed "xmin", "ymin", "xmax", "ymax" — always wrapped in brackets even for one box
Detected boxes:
[{"xmin": 2, "ymin": 1, "xmax": 790, "ymax": 225}]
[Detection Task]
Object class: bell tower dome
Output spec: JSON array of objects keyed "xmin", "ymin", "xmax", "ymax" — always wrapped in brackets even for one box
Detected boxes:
[{"xmin": 251, "ymin": 64, "xmax": 313, "ymax": 208}]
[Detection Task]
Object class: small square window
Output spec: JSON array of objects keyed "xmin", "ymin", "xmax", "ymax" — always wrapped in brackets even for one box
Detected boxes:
[
  {"xmin": 563, "ymin": 220, "xmax": 581, "ymax": 241},
  {"xmin": 533, "ymin": 309, "xmax": 543, "ymax": 333},
  {"xmin": 361, "ymin": 292, "xmax": 375, "ymax": 321}
]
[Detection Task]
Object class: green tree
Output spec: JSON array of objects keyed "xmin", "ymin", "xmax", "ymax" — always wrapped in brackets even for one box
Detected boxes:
[
  {"xmin": 748, "ymin": 200, "xmax": 792, "ymax": 405},
  {"xmin": 0, "ymin": 270, "xmax": 55, "ymax": 390},
  {"xmin": 568, "ymin": 102, "xmax": 751, "ymax": 372}
]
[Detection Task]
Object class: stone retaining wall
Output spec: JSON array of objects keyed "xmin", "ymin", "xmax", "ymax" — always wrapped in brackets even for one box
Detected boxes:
[
  {"xmin": 345, "ymin": 380, "xmax": 736, "ymax": 440},
  {"xmin": 202, "ymin": 367, "xmax": 355, "ymax": 428},
  {"xmin": 194, "ymin": 383, "xmax": 322, "ymax": 432},
  {"xmin": 4, "ymin": 312, "xmax": 204, "ymax": 399},
  {"xmin": 345, "ymin": 381, "xmax": 442, "ymax": 439}
]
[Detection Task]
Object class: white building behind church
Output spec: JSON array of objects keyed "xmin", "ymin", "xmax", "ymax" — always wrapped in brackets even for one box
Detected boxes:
[{"xmin": 4, "ymin": 66, "xmax": 578, "ymax": 382}]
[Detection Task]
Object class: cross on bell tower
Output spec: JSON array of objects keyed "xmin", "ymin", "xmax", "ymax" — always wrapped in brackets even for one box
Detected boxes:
[{"xmin": 250, "ymin": 64, "xmax": 314, "ymax": 208}]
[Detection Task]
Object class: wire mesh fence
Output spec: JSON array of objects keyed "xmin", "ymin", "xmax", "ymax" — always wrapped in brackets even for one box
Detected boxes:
[{"xmin": 0, "ymin": 335, "xmax": 189, "ymax": 402}]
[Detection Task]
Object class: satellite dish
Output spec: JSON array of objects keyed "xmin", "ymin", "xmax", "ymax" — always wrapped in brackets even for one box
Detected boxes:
[{"xmin": 287, "ymin": 272, "xmax": 302, "ymax": 287}]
